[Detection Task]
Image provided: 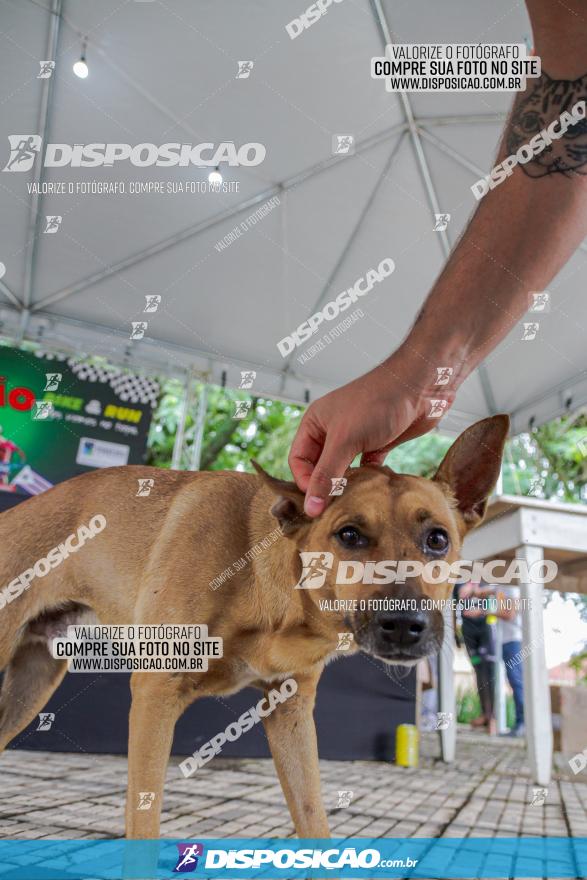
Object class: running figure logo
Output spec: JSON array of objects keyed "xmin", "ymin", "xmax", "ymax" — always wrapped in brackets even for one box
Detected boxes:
[
  {"xmin": 435, "ymin": 367, "xmax": 453, "ymax": 386},
  {"xmin": 332, "ymin": 134, "xmax": 355, "ymax": 155},
  {"xmin": 428, "ymin": 399, "xmax": 448, "ymax": 418},
  {"xmin": 174, "ymin": 843, "xmax": 204, "ymax": 872},
  {"xmin": 239, "ymin": 370, "xmax": 256, "ymax": 390},
  {"xmin": 233, "ymin": 400, "xmax": 251, "ymax": 419},
  {"xmin": 329, "ymin": 477, "xmax": 347, "ymax": 496},
  {"xmin": 529, "ymin": 291, "xmax": 550, "ymax": 312},
  {"xmin": 435, "ymin": 711, "xmax": 453, "ymax": 731},
  {"xmin": 44, "ymin": 373, "xmax": 62, "ymax": 391},
  {"xmin": 144, "ymin": 295, "xmax": 161, "ymax": 313},
  {"xmin": 336, "ymin": 632, "xmax": 354, "ymax": 651},
  {"xmin": 522, "ymin": 322, "xmax": 539, "ymax": 341},
  {"xmin": 3, "ymin": 135, "xmax": 42, "ymax": 172},
  {"xmin": 32, "ymin": 401, "xmax": 54, "ymax": 420},
  {"xmin": 37, "ymin": 61, "xmax": 55, "ymax": 79},
  {"xmin": 433, "ymin": 213, "xmax": 451, "ymax": 232},
  {"xmin": 44, "ymin": 215, "xmax": 62, "ymax": 234},
  {"xmin": 295, "ymin": 552, "xmax": 334, "ymax": 589},
  {"xmin": 236, "ymin": 61, "xmax": 254, "ymax": 78},
  {"xmin": 37, "ymin": 712, "xmax": 55, "ymax": 731},
  {"xmin": 136, "ymin": 478, "xmax": 155, "ymax": 497},
  {"xmin": 137, "ymin": 791, "xmax": 155, "ymax": 811},
  {"xmin": 130, "ymin": 322, "xmax": 148, "ymax": 340}
]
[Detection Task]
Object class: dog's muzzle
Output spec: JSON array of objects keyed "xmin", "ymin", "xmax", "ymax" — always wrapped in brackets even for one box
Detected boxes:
[{"xmin": 351, "ymin": 606, "xmax": 444, "ymax": 665}]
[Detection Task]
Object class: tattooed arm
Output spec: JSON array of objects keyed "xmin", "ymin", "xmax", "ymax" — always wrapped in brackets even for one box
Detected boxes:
[
  {"xmin": 289, "ymin": 0, "xmax": 587, "ymax": 515},
  {"xmin": 506, "ymin": 73, "xmax": 587, "ymax": 179}
]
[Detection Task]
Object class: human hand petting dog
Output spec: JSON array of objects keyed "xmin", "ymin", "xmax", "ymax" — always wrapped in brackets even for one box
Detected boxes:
[
  {"xmin": 289, "ymin": 347, "xmax": 451, "ymax": 516},
  {"xmin": 290, "ymin": 0, "xmax": 587, "ymax": 517}
]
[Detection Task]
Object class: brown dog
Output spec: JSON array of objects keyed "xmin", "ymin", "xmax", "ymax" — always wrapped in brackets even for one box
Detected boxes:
[{"xmin": 0, "ymin": 414, "xmax": 508, "ymax": 838}]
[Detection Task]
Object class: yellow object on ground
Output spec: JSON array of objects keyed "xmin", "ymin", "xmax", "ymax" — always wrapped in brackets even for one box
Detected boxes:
[{"xmin": 396, "ymin": 723, "xmax": 419, "ymax": 767}]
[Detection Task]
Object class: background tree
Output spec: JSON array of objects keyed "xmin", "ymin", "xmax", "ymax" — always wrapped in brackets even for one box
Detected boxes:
[
  {"xmin": 147, "ymin": 379, "xmax": 587, "ymax": 631},
  {"xmin": 148, "ymin": 379, "xmax": 587, "ymax": 505}
]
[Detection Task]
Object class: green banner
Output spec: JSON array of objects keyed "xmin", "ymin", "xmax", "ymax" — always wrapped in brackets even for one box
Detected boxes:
[{"xmin": 0, "ymin": 347, "xmax": 159, "ymax": 495}]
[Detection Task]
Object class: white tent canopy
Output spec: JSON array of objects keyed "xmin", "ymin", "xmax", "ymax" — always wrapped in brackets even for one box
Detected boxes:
[{"xmin": 1, "ymin": 0, "xmax": 586, "ymax": 435}]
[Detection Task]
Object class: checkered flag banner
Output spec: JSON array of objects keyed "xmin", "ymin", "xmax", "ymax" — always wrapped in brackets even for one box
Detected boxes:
[{"xmin": 36, "ymin": 353, "xmax": 160, "ymax": 407}]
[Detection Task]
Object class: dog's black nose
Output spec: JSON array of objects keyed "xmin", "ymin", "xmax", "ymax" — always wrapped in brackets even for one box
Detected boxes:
[{"xmin": 375, "ymin": 610, "xmax": 429, "ymax": 647}]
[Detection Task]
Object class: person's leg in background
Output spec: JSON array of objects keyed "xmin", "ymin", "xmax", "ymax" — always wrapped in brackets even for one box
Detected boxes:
[
  {"xmin": 502, "ymin": 640, "xmax": 525, "ymax": 736},
  {"xmin": 419, "ymin": 656, "xmax": 439, "ymax": 731},
  {"xmin": 462, "ymin": 621, "xmax": 483, "ymax": 724},
  {"xmin": 476, "ymin": 622, "xmax": 497, "ymax": 735},
  {"xmin": 463, "ymin": 619, "xmax": 495, "ymax": 730}
]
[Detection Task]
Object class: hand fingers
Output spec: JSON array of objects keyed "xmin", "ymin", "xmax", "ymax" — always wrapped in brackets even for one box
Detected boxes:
[
  {"xmin": 304, "ymin": 437, "xmax": 354, "ymax": 517},
  {"xmin": 360, "ymin": 413, "xmax": 436, "ymax": 467},
  {"xmin": 288, "ymin": 416, "xmax": 324, "ymax": 493},
  {"xmin": 386, "ymin": 415, "xmax": 435, "ymax": 451},
  {"xmin": 360, "ymin": 444, "xmax": 394, "ymax": 467}
]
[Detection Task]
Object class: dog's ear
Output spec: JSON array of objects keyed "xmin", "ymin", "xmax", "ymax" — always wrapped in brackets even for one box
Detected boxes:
[
  {"xmin": 433, "ymin": 414, "xmax": 509, "ymax": 530},
  {"xmin": 252, "ymin": 461, "xmax": 309, "ymax": 535}
]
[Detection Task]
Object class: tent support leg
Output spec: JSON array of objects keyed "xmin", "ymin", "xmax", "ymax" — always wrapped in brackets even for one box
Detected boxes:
[
  {"xmin": 517, "ymin": 544, "xmax": 552, "ymax": 787},
  {"xmin": 171, "ymin": 371, "xmax": 194, "ymax": 470},
  {"xmin": 188, "ymin": 384, "xmax": 208, "ymax": 471},
  {"xmin": 437, "ymin": 602, "xmax": 456, "ymax": 762},
  {"xmin": 494, "ymin": 622, "xmax": 508, "ymax": 734}
]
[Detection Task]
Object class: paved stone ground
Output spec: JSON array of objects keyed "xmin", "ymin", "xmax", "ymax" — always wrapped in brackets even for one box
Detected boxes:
[{"xmin": 1, "ymin": 729, "xmax": 586, "ymax": 842}]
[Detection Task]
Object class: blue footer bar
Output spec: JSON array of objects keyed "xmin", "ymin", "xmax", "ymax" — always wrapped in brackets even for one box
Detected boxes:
[{"xmin": 0, "ymin": 837, "xmax": 585, "ymax": 879}]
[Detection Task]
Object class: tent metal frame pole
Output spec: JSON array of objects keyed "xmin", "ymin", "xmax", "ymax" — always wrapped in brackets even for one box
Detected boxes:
[
  {"xmin": 188, "ymin": 383, "xmax": 208, "ymax": 471},
  {"xmin": 171, "ymin": 368, "xmax": 195, "ymax": 470},
  {"xmin": 35, "ymin": 187, "xmax": 284, "ymax": 311},
  {"xmin": 1, "ymin": 302, "xmax": 291, "ymax": 383},
  {"xmin": 417, "ymin": 113, "xmax": 506, "ymax": 126},
  {"xmin": 301, "ymin": 131, "xmax": 407, "ymax": 319},
  {"xmin": 33, "ymin": 120, "xmax": 407, "ymax": 313},
  {"xmin": 369, "ymin": 0, "xmax": 451, "ymax": 260},
  {"xmin": 0, "ymin": 280, "xmax": 22, "ymax": 309},
  {"xmin": 0, "ymin": 300, "xmax": 487, "ymax": 422},
  {"xmin": 10, "ymin": 3, "xmax": 584, "ymax": 426},
  {"xmin": 369, "ymin": 0, "xmax": 498, "ymax": 416},
  {"xmin": 437, "ymin": 602, "xmax": 456, "ymax": 762},
  {"xmin": 279, "ymin": 129, "xmax": 408, "ymax": 385},
  {"xmin": 21, "ymin": 0, "xmax": 62, "ymax": 324},
  {"xmin": 12, "ymin": 297, "xmax": 573, "ymax": 426},
  {"xmin": 417, "ymin": 126, "xmax": 486, "ymax": 177},
  {"xmin": 418, "ymin": 126, "xmax": 587, "ymax": 258}
]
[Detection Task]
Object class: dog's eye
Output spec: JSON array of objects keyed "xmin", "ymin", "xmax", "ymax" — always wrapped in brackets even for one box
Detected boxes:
[
  {"xmin": 336, "ymin": 526, "xmax": 368, "ymax": 548},
  {"xmin": 424, "ymin": 528, "xmax": 449, "ymax": 555}
]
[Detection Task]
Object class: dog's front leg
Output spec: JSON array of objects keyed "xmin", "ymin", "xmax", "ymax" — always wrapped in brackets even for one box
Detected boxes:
[
  {"xmin": 262, "ymin": 669, "xmax": 329, "ymax": 838},
  {"xmin": 125, "ymin": 672, "xmax": 193, "ymax": 839}
]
